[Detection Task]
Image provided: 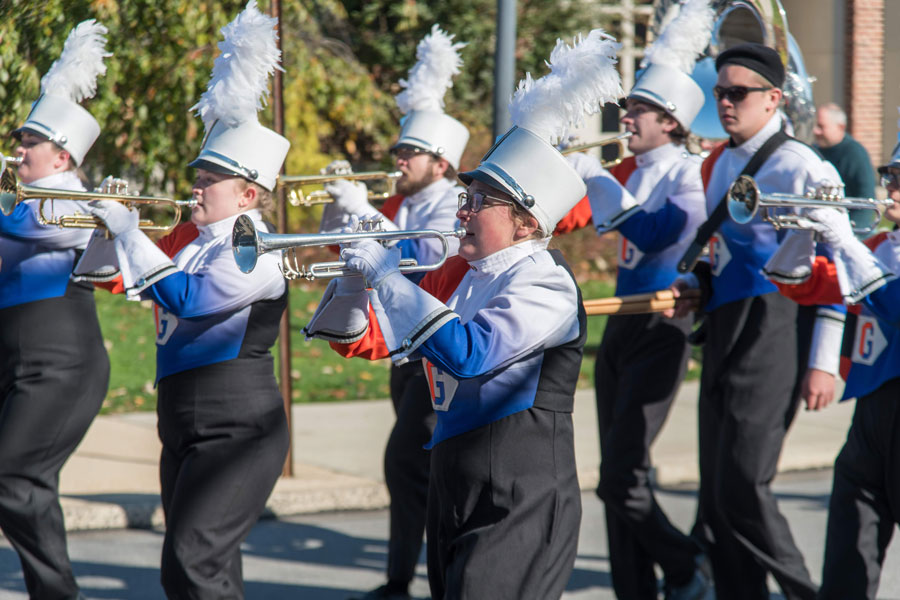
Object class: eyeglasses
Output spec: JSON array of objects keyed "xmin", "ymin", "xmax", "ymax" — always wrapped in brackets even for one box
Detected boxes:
[
  {"xmin": 390, "ymin": 146, "xmax": 433, "ymax": 161},
  {"xmin": 712, "ymin": 85, "xmax": 772, "ymax": 103},
  {"xmin": 458, "ymin": 191, "xmax": 516, "ymax": 213},
  {"xmin": 881, "ymin": 172, "xmax": 900, "ymax": 190}
]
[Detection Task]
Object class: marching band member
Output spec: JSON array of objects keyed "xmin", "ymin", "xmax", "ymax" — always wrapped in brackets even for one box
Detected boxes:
[
  {"xmin": 763, "ymin": 145, "xmax": 900, "ymax": 599},
  {"xmin": 670, "ymin": 43, "xmax": 843, "ymax": 600},
  {"xmin": 305, "ymin": 29, "xmax": 622, "ymax": 599},
  {"xmin": 321, "ymin": 25, "xmax": 470, "ymax": 600},
  {"xmin": 77, "ymin": 4, "xmax": 289, "ymax": 597},
  {"xmin": 0, "ymin": 21, "xmax": 111, "ymax": 599},
  {"xmin": 557, "ymin": 2, "xmax": 714, "ymax": 597}
]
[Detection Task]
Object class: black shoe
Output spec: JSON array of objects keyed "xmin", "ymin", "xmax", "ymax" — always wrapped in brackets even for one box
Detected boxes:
[
  {"xmin": 347, "ymin": 584, "xmax": 412, "ymax": 600},
  {"xmin": 664, "ymin": 554, "xmax": 713, "ymax": 600}
]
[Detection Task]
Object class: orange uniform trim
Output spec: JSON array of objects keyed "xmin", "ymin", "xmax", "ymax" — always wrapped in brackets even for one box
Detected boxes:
[
  {"xmin": 700, "ymin": 142, "xmax": 727, "ymax": 192},
  {"xmin": 329, "ymin": 255, "xmax": 471, "ymax": 360},
  {"xmin": 774, "ymin": 232, "xmax": 888, "ymax": 306}
]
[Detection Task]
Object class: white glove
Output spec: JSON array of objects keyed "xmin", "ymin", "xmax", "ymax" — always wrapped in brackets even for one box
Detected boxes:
[
  {"xmin": 323, "ymin": 178, "xmax": 370, "ymax": 215},
  {"xmin": 321, "ymin": 159, "xmax": 353, "ymax": 176},
  {"xmin": 805, "ymin": 207, "xmax": 894, "ymax": 303},
  {"xmin": 340, "ymin": 238, "xmax": 401, "ymax": 288},
  {"xmin": 87, "ymin": 200, "xmax": 140, "ymax": 237},
  {"xmin": 585, "ymin": 172, "xmax": 639, "ymax": 231},
  {"xmin": 333, "ymin": 215, "xmax": 366, "ymax": 294},
  {"xmin": 763, "ymin": 229, "xmax": 815, "ymax": 283},
  {"xmin": 565, "ymin": 152, "xmax": 607, "ymax": 181},
  {"xmin": 803, "ymin": 207, "xmax": 855, "ymax": 245}
]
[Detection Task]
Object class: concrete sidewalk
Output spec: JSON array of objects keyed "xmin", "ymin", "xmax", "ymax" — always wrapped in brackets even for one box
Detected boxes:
[{"xmin": 55, "ymin": 381, "xmax": 855, "ymax": 533}]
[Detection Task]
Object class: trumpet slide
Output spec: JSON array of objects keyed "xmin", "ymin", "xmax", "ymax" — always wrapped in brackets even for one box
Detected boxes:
[
  {"xmin": 232, "ymin": 214, "xmax": 465, "ymax": 280},
  {"xmin": 279, "ymin": 170, "xmax": 403, "ymax": 207},
  {"xmin": 728, "ymin": 175, "xmax": 892, "ymax": 235},
  {"xmin": 0, "ymin": 168, "xmax": 196, "ymax": 233}
]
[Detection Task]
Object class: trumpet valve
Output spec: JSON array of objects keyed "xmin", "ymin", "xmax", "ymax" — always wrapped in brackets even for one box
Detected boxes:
[{"xmin": 814, "ymin": 182, "xmax": 845, "ymax": 201}]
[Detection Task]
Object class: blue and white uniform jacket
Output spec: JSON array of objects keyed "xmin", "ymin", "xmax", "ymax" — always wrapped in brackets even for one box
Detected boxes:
[
  {"xmin": 305, "ymin": 239, "xmax": 586, "ymax": 447},
  {"xmin": 0, "ymin": 171, "xmax": 93, "ymax": 309},
  {"xmin": 606, "ymin": 144, "xmax": 705, "ymax": 295},
  {"xmin": 76, "ymin": 210, "xmax": 285, "ymax": 382},
  {"xmin": 704, "ymin": 114, "xmax": 842, "ymax": 310}
]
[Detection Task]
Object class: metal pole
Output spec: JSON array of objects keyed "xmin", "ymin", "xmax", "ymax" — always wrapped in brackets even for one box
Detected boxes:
[
  {"xmin": 269, "ymin": 0, "xmax": 293, "ymax": 478},
  {"xmin": 493, "ymin": 0, "xmax": 518, "ymax": 139}
]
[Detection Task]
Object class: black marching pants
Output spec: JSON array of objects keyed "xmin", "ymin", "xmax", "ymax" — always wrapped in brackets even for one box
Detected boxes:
[
  {"xmin": 425, "ymin": 407, "xmax": 581, "ymax": 600},
  {"xmin": 384, "ymin": 362, "xmax": 435, "ymax": 585},
  {"xmin": 594, "ymin": 312, "xmax": 701, "ymax": 599},
  {"xmin": 157, "ymin": 358, "xmax": 289, "ymax": 600},
  {"xmin": 0, "ymin": 287, "xmax": 109, "ymax": 600},
  {"xmin": 819, "ymin": 377, "xmax": 900, "ymax": 600},
  {"xmin": 694, "ymin": 292, "xmax": 816, "ymax": 600}
]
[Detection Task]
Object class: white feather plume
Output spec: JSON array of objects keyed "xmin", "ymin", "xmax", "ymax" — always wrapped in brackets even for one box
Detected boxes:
[
  {"xmin": 641, "ymin": 0, "xmax": 714, "ymax": 74},
  {"xmin": 191, "ymin": 0, "xmax": 282, "ymax": 131},
  {"xmin": 509, "ymin": 29, "xmax": 623, "ymax": 145},
  {"xmin": 395, "ymin": 24, "xmax": 465, "ymax": 115},
  {"xmin": 40, "ymin": 19, "xmax": 110, "ymax": 103}
]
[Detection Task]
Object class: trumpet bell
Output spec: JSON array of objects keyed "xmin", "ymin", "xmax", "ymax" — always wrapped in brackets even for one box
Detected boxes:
[
  {"xmin": 727, "ymin": 175, "xmax": 761, "ymax": 224},
  {"xmin": 232, "ymin": 215, "xmax": 262, "ymax": 274},
  {"xmin": 1, "ymin": 167, "xmax": 18, "ymax": 216}
]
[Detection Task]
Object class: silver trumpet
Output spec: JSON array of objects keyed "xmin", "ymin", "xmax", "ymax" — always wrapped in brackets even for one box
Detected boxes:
[
  {"xmin": 727, "ymin": 175, "xmax": 892, "ymax": 235},
  {"xmin": 1, "ymin": 153, "xmax": 23, "ymax": 172},
  {"xmin": 232, "ymin": 214, "xmax": 466, "ymax": 280}
]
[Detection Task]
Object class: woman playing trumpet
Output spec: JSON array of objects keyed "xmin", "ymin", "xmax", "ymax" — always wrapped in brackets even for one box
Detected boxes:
[
  {"xmin": 78, "ymin": 5, "xmax": 290, "ymax": 598},
  {"xmin": 0, "ymin": 20, "xmax": 111, "ymax": 600},
  {"xmin": 305, "ymin": 29, "xmax": 621, "ymax": 599}
]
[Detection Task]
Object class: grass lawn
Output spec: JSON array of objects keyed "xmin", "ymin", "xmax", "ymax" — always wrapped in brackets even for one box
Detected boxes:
[{"xmin": 94, "ymin": 274, "xmax": 698, "ymax": 414}]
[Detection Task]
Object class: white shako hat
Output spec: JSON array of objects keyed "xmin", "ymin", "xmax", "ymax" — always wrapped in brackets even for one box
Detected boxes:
[
  {"xmin": 12, "ymin": 20, "xmax": 110, "ymax": 166},
  {"xmin": 459, "ymin": 29, "xmax": 623, "ymax": 234},
  {"xmin": 189, "ymin": 0, "xmax": 289, "ymax": 192},
  {"xmin": 390, "ymin": 25, "xmax": 469, "ymax": 170},
  {"xmin": 628, "ymin": 0, "xmax": 714, "ymax": 130}
]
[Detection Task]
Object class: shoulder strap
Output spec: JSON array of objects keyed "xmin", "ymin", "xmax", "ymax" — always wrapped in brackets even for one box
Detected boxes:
[{"xmin": 677, "ymin": 129, "xmax": 791, "ymax": 273}]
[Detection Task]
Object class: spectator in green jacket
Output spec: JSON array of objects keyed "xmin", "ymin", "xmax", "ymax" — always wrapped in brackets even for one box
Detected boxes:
[{"xmin": 814, "ymin": 102, "xmax": 876, "ymax": 198}]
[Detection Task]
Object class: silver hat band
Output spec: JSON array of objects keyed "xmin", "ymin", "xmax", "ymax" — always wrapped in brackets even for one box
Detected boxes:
[
  {"xmin": 201, "ymin": 149, "xmax": 259, "ymax": 181},
  {"xmin": 630, "ymin": 88, "xmax": 677, "ymax": 114},
  {"xmin": 480, "ymin": 162, "xmax": 535, "ymax": 208},
  {"xmin": 21, "ymin": 119, "xmax": 68, "ymax": 146}
]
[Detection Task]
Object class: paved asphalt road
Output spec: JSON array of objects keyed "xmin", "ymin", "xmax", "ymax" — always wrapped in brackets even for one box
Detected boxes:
[{"xmin": 1, "ymin": 468, "xmax": 899, "ymax": 599}]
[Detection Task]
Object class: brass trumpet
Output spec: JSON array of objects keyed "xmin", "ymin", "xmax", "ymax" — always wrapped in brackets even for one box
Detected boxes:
[
  {"xmin": 279, "ymin": 170, "xmax": 403, "ymax": 207},
  {"xmin": 232, "ymin": 214, "xmax": 465, "ymax": 280},
  {"xmin": 561, "ymin": 132, "xmax": 631, "ymax": 167},
  {"xmin": 728, "ymin": 174, "xmax": 892, "ymax": 235},
  {"xmin": 0, "ymin": 168, "xmax": 196, "ymax": 233}
]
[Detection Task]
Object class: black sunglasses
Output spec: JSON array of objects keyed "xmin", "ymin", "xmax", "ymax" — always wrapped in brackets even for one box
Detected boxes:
[
  {"xmin": 390, "ymin": 146, "xmax": 435, "ymax": 161},
  {"xmin": 458, "ymin": 191, "xmax": 516, "ymax": 213},
  {"xmin": 712, "ymin": 85, "xmax": 772, "ymax": 103},
  {"xmin": 881, "ymin": 172, "xmax": 900, "ymax": 190}
]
